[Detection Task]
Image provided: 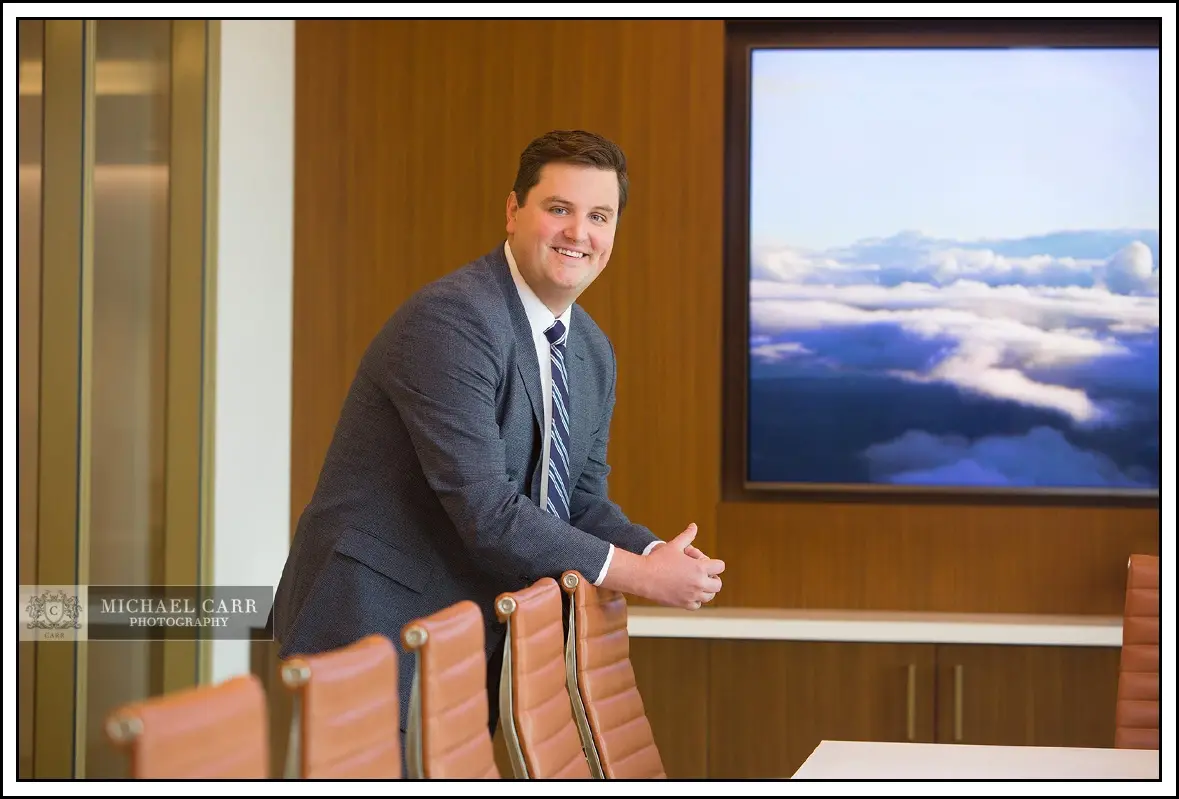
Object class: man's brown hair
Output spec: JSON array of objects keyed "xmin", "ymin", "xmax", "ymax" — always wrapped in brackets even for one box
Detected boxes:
[{"xmin": 512, "ymin": 130, "xmax": 629, "ymax": 216}]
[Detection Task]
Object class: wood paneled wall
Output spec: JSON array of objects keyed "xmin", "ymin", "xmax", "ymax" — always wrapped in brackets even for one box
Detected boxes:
[
  {"xmin": 718, "ymin": 501, "xmax": 1158, "ymax": 614},
  {"xmin": 293, "ymin": 20, "xmax": 1158, "ymax": 618}
]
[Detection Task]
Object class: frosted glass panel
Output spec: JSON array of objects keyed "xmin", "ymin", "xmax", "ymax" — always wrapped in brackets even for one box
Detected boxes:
[{"xmin": 84, "ymin": 18, "xmax": 172, "ymax": 780}]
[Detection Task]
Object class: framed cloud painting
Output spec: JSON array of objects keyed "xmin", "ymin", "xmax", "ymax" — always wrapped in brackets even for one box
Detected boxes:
[{"xmin": 738, "ymin": 42, "xmax": 1160, "ymax": 497}]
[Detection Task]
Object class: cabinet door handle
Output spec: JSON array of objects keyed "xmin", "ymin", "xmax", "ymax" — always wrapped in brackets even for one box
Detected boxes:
[
  {"xmin": 906, "ymin": 663, "xmax": 917, "ymax": 741},
  {"xmin": 953, "ymin": 664, "xmax": 964, "ymax": 742}
]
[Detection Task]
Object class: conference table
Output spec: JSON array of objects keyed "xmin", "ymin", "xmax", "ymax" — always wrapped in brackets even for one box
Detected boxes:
[{"xmin": 792, "ymin": 740, "xmax": 1160, "ymax": 780}]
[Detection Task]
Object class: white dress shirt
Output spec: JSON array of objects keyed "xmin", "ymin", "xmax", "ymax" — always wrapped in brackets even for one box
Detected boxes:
[{"xmin": 504, "ymin": 242, "xmax": 660, "ymax": 586}]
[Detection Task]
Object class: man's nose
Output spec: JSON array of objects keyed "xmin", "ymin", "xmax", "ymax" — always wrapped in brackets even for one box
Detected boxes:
[{"xmin": 564, "ymin": 216, "xmax": 588, "ymax": 243}]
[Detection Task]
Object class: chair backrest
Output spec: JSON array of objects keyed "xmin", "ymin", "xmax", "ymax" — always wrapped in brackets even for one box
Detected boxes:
[
  {"xmin": 280, "ymin": 633, "xmax": 401, "ymax": 778},
  {"xmin": 401, "ymin": 600, "xmax": 500, "ymax": 779},
  {"xmin": 1115, "ymin": 553, "xmax": 1159, "ymax": 749},
  {"xmin": 494, "ymin": 577, "xmax": 593, "ymax": 779},
  {"xmin": 559, "ymin": 570, "xmax": 665, "ymax": 779},
  {"xmin": 105, "ymin": 674, "xmax": 268, "ymax": 778}
]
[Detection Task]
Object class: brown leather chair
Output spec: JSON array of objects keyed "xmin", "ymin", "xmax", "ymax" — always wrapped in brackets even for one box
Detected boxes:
[
  {"xmin": 559, "ymin": 570, "xmax": 665, "ymax": 779},
  {"xmin": 494, "ymin": 577, "xmax": 592, "ymax": 779},
  {"xmin": 1114, "ymin": 554, "xmax": 1159, "ymax": 749},
  {"xmin": 105, "ymin": 674, "xmax": 268, "ymax": 778},
  {"xmin": 401, "ymin": 600, "xmax": 500, "ymax": 779},
  {"xmin": 280, "ymin": 633, "xmax": 401, "ymax": 778}
]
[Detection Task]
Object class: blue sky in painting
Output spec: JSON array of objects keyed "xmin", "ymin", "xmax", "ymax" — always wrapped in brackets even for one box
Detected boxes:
[{"xmin": 750, "ymin": 47, "xmax": 1160, "ymax": 250}]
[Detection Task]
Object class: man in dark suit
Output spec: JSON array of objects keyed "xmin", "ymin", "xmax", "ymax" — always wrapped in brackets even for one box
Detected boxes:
[{"xmin": 271, "ymin": 130, "xmax": 724, "ymax": 748}]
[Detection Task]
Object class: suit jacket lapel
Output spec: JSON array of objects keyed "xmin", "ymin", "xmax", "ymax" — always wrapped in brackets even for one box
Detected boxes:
[
  {"xmin": 565, "ymin": 320, "xmax": 593, "ymax": 471},
  {"xmin": 514, "ymin": 333, "xmax": 545, "ymax": 435},
  {"xmin": 491, "ymin": 245, "xmax": 546, "ymax": 434}
]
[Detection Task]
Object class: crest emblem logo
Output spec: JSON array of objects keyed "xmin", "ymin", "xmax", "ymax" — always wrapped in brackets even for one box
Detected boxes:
[{"xmin": 26, "ymin": 589, "xmax": 83, "ymax": 630}]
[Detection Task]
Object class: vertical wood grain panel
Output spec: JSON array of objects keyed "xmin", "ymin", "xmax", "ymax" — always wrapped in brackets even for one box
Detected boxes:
[
  {"xmin": 629, "ymin": 638, "xmax": 710, "ymax": 778},
  {"xmin": 716, "ymin": 501, "xmax": 1159, "ymax": 614},
  {"xmin": 292, "ymin": 21, "xmax": 349, "ymax": 528}
]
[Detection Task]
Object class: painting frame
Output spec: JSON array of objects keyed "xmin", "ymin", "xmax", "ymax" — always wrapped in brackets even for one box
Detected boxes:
[{"xmin": 721, "ymin": 17, "xmax": 1162, "ymax": 506}]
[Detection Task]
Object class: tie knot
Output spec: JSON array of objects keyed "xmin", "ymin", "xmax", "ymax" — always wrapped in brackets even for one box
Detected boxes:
[{"xmin": 545, "ymin": 320, "xmax": 566, "ymax": 346}]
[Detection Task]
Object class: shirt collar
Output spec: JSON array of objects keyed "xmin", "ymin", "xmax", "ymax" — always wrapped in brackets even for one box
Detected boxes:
[{"xmin": 505, "ymin": 240, "xmax": 572, "ymax": 340}]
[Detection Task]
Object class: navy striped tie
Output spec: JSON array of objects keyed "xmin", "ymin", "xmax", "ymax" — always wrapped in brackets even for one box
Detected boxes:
[{"xmin": 544, "ymin": 320, "xmax": 571, "ymax": 522}]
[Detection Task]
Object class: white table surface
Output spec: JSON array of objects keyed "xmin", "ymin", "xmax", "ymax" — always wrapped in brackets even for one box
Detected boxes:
[
  {"xmin": 626, "ymin": 606, "xmax": 1123, "ymax": 647},
  {"xmin": 791, "ymin": 740, "xmax": 1160, "ymax": 780}
]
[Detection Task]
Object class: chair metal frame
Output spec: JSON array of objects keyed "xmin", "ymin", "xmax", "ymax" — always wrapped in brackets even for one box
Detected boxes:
[{"xmin": 560, "ymin": 571, "xmax": 607, "ymax": 779}]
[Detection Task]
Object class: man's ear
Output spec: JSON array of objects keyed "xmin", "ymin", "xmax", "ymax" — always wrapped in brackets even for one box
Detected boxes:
[{"xmin": 505, "ymin": 191, "xmax": 519, "ymax": 234}]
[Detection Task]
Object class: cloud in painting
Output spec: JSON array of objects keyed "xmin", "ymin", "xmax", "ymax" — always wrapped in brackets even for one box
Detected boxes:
[
  {"xmin": 748, "ymin": 230, "xmax": 1159, "ymax": 426},
  {"xmin": 892, "ymin": 341, "xmax": 1106, "ymax": 424},
  {"xmin": 860, "ymin": 426, "xmax": 1153, "ymax": 488},
  {"xmin": 1102, "ymin": 241, "xmax": 1158, "ymax": 296},
  {"xmin": 750, "ymin": 341, "xmax": 812, "ymax": 363},
  {"xmin": 753, "ymin": 231, "xmax": 1160, "ymax": 293}
]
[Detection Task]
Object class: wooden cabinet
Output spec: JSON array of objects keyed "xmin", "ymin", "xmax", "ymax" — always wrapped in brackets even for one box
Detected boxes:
[
  {"xmin": 628, "ymin": 638, "xmax": 1122, "ymax": 779},
  {"xmin": 935, "ymin": 644, "xmax": 1121, "ymax": 749},
  {"xmin": 629, "ymin": 637, "xmax": 710, "ymax": 778},
  {"xmin": 708, "ymin": 641, "xmax": 936, "ymax": 779}
]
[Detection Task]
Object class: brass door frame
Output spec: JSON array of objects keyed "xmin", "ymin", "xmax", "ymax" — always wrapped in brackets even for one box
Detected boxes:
[
  {"xmin": 17, "ymin": 16, "xmax": 46, "ymax": 782},
  {"xmin": 197, "ymin": 18, "xmax": 222, "ymax": 693},
  {"xmin": 160, "ymin": 16, "xmax": 215, "ymax": 702},
  {"xmin": 26, "ymin": 19, "xmax": 220, "ymax": 778},
  {"xmin": 35, "ymin": 19, "xmax": 89, "ymax": 779}
]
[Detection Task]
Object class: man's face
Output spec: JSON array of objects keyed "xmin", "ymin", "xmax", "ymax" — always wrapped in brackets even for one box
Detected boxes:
[{"xmin": 506, "ymin": 162, "xmax": 620, "ymax": 314}]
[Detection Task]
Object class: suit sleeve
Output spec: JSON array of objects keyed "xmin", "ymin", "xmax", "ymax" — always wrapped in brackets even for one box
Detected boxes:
[
  {"xmin": 568, "ymin": 341, "xmax": 661, "ymax": 556},
  {"xmin": 376, "ymin": 290, "xmax": 612, "ymax": 584}
]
